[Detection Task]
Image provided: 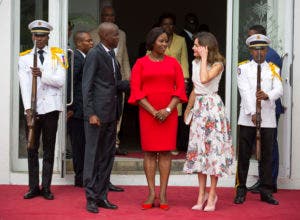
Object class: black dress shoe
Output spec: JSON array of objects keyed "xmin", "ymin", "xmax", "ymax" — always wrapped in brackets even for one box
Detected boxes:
[
  {"xmin": 247, "ymin": 180, "xmax": 260, "ymax": 191},
  {"xmin": 109, "ymin": 182, "xmax": 124, "ymax": 192},
  {"xmin": 41, "ymin": 188, "xmax": 54, "ymax": 200},
  {"xmin": 115, "ymin": 148, "xmax": 128, "ymax": 155},
  {"xmin": 97, "ymin": 199, "xmax": 118, "ymax": 209},
  {"xmin": 24, "ymin": 188, "xmax": 40, "ymax": 199},
  {"xmin": 87, "ymin": 201, "xmax": 99, "ymax": 213},
  {"xmin": 260, "ymin": 193, "xmax": 279, "ymax": 205},
  {"xmin": 234, "ymin": 187, "xmax": 247, "ymax": 204}
]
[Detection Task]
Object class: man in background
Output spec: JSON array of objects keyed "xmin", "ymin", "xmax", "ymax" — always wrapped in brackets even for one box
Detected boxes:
[{"xmin": 68, "ymin": 31, "xmax": 93, "ymax": 187}]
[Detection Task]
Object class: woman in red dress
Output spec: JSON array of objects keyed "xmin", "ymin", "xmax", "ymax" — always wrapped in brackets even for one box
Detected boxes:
[{"xmin": 128, "ymin": 27, "xmax": 187, "ymax": 210}]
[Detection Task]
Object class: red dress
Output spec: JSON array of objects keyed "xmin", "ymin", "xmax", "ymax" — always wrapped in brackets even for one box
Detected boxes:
[{"xmin": 128, "ymin": 55, "xmax": 187, "ymax": 151}]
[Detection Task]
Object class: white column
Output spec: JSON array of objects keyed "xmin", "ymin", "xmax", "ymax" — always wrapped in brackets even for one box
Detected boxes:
[
  {"xmin": 0, "ymin": 0, "xmax": 16, "ymax": 183},
  {"xmin": 292, "ymin": 1, "xmax": 300, "ymax": 181}
]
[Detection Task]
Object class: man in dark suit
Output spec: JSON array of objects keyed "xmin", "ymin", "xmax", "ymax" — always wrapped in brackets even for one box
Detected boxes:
[
  {"xmin": 68, "ymin": 31, "xmax": 93, "ymax": 187},
  {"xmin": 82, "ymin": 22, "xmax": 129, "ymax": 213}
]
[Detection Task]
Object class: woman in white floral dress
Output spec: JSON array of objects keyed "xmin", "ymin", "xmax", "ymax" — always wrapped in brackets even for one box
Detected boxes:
[{"xmin": 183, "ymin": 32, "xmax": 234, "ymax": 211}]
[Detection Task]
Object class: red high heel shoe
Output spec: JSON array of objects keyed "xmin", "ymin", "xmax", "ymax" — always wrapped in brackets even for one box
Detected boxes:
[
  {"xmin": 159, "ymin": 203, "xmax": 169, "ymax": 210},
  {"xmin": 141, "ymin": 203, "xmax": 154, "ymax": 210}
]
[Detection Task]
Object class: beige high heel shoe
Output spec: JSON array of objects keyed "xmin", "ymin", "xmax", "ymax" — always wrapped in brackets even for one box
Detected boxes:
[
  {"xmin": 191, "ymin": 193, "xmax": 209, "ymax": 210},
  {"xmin": 204, "ymin": 195, "xmax": 218, "ymax": 212}
]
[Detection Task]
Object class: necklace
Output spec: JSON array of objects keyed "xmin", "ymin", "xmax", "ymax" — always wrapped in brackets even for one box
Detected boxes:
[{"xmin": 149, "ymin": 53, "xmax": 164, "ymax": 62}]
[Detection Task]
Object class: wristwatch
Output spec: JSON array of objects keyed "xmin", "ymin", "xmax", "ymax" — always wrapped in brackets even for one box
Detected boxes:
[{"xmin": 166, "ymin": 107, "xmax": 171, "ymax": 113}]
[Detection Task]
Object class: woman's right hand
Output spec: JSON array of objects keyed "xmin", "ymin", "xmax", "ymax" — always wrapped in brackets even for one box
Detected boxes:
[{"xmin": 184, "ymin": 108, "xmax": 191, "ymax": 123}]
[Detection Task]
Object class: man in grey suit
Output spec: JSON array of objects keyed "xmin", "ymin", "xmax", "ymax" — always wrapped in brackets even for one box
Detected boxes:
[{"xmin": 82, "ymin": 22, "xmax": 129, "ymax": 213}]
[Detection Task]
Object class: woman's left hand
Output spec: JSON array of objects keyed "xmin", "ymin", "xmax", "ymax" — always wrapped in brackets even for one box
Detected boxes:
[{"xmin": 155, "ymin": 109, "xmax": 170, "ymax": 122}]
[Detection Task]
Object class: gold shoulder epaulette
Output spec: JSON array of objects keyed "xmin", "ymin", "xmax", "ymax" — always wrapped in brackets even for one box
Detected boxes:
[
  {"xmin": 269, "ymin": 62, "xmax": 282, "ymax": 81},
  {"xmin": 50, "ymin": 47, "xmax": 64, "ymax": 54},
  {"xmin": 238, "ymin": 60, "xmax": 249, "ymax": 66},
  {"xmin": 50, "ymin": 47, "xmax": 68, "ymax": 69},
  {"xmin": 19, "ymin": 49, "xmax": 32, "ymax": 56}
]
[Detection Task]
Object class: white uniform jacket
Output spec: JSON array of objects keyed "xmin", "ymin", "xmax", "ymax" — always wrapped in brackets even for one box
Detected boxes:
[
  {"xmin": 18, "ymin": 46, "xmax": 66, "ymax": 115},
  {"xmin": 237, "ymin": 60, "xmax": 283, "ymax": 128}
]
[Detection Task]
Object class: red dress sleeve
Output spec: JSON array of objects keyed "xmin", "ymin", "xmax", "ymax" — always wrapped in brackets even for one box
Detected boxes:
[
  {"xmin": 172, "ymin": 59, "xmax": 188, "ymax": 103},
  {"xmin": 128, "ymin": 59, "xmax": 146, "ymax": 105}
]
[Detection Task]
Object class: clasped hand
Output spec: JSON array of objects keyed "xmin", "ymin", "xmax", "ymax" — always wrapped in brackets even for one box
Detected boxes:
[{"xmin": 153, "ymin": 109, "xmax": 170, "ymax": 122}]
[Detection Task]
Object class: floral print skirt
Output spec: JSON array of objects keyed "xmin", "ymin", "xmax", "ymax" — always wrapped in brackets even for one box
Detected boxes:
[{"xmin": 183, "ymin": 93, "xmax": 234, "ymax": 177}]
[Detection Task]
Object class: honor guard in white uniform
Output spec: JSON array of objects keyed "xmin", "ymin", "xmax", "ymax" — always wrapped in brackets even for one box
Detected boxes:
[
  {"xmin": 234, "ymin": 34, "xmax": 283, "ymax": 205},
  {"xmin": 18, "ymin": 20, "xmax": 67, "ymax": 200}
]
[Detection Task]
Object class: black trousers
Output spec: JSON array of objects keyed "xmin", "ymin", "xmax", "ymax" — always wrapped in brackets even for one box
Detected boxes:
[
  {"xmin": 68, "ymin": 117, "xmax": 85, "ymax": 184},
  {"xmin": 26, "ymin": 111, "xmax": 59, "ymax": 190},
  {"xmin": 83, "ymin": 120, "xmax": 116, "ymax": 202},
  {"xmin": 236, "ymin": 126, "xmax": 274, "ymax": 194}
]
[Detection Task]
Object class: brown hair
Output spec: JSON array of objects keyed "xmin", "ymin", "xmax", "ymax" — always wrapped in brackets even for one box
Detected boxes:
[{"xmin": 193, "ymin": 32, "xmax": 225, "ymax": 65}]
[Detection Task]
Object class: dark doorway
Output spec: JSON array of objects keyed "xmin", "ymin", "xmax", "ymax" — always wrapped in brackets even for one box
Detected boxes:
[{"xmin": 114, "ymin": 0, "xmax": 227, "ymax": 152}]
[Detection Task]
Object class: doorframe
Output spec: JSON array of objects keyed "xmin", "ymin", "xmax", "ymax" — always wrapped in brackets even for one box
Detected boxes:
[{"xmin": 11, "ymin": 0, "xmax": 69, "ymax": 176}]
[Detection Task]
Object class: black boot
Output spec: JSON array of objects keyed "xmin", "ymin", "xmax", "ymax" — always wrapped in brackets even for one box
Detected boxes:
[{"xmin": 234, "ymin": 187, "xmax": 247, "ymax": 204}]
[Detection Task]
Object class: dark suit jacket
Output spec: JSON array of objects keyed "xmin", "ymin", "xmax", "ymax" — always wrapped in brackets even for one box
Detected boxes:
[
  {"xmin": 180, "ymin": 30, "xmax": 194, "ymax": 94},
  {"xmin": 82, "ymin": 43, "xmax": 129, "ymax": 123},
  {"xmin": 69, "ymin": 49, "xmax": 85, "ymax": 119}
]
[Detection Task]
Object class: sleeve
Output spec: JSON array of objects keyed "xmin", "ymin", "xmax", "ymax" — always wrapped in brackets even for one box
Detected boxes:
[
  {"xmin": 237, "ymin": 66, "xmax": 256, "ymax": 115},
  {"xmin": 18, "ymin": 56, "xmax": 32, "ymax": 111},
  {"xmin": 82, "ymin": 51, "xmax": 97, "ymax": 117},
  {"xmin": 128, "ymin": 59, "xmax": 146, "ymax": 105},
  {"xmin": 180, "ymin": 39, "xmax": 190, "ymax": 79},
  {"xmin": 266, "ymin": 73, "xmax": 283, "ymax": 102},
  {"xmin": 120, "ymin": 32, "xmax": 131, "ymax": 80},
  {"xmin": 41, "ymin": 55, "xmax": 66, "ymax": 88},
  {"xmin": 173, "ymin": 59, "xmax": 188, "ymax": 103},
  {"xmin": 72, "ymin": 53, "xmax": 84, "ymax": 112}
]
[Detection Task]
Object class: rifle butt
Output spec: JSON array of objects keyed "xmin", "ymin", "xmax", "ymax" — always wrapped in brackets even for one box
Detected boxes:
[{"xmin": 27, "ymin": 128, "xmax": 34, "ymax": 149}]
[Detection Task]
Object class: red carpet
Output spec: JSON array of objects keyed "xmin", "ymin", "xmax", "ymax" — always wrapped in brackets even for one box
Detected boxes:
[
  {"xmin": 0, "ymin": 185, "xmax": 299, "ymax": 220},
  {"xmin": 117, "ymin": 151, "xmax": 186, "ymax": 159}
]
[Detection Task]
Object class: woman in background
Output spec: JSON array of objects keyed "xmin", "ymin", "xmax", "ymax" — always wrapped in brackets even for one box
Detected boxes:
[
  {"xmin": 129, "ymin": 27, "xmax": 187, "ymax": 210},
  {"xmin": 183, "ymin": 32, "xmax": 233, "ymax": 211}
]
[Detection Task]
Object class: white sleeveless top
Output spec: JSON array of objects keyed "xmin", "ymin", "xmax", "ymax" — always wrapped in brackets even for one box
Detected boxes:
[{"xmin": 192, "ymin": 59, "xmax": 223, "ymax": 94}]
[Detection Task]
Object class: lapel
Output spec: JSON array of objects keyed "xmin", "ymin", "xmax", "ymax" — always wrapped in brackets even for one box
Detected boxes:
[{"xmin": 97, "ymin": 44, "xmax": 119, "ymax": 83}]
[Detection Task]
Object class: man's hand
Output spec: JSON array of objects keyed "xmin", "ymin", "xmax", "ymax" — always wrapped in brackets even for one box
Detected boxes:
[
  {"xmin": 256, "ymin": 90, "xmax": 268, "ymax": 101},
  {"xmin": 67, "ymin": 110, "xmax": 74, "ymax": 121},
  {"xmin": 89, "ymin": 115, "xmax": 100, "ymax": 126},
  {"xmin": 26, "ymin": 109, "xmax": 33, "ymax": 127},
  {"xmin": 30, "ymin": 67, "xmax": 42, "ymax": 77}
]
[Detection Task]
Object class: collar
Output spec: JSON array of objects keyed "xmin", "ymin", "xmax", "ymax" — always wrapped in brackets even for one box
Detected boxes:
[
  {"xmin": 183, "ymin": 29, "xmax": 193, "ymax": 39},
  {"xmin": 76, "ymin": 49, "xmax": 86, "ymax": 58}
]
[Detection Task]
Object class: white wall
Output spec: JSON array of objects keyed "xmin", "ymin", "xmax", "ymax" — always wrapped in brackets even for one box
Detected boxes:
[
  {"xmin": 0, "ymin": 0, "xmax": 12, "ymax": 183},
  {"xmin": 291, "ymin": 1, "xmax": 300, "ymax": 180}
]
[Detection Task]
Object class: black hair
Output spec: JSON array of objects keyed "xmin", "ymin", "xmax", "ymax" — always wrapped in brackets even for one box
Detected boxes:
[
  {"xmin": 158, "ymin": 12, "xmax": 176, "ymax": 26},
  {"xmin": 248, "ymin": 24, "xmax": 266, "ymax": 35},
  {"xmin": 145, "ymin": 27, "xmax": 166, "ymax": 51}
]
